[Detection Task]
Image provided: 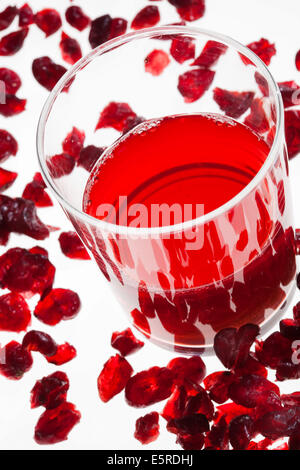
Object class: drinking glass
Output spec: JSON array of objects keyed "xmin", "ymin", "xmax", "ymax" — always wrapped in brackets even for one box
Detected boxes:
[{"xmin": 37, "ymin": 26, "xmax": 296, "ymax": 353}]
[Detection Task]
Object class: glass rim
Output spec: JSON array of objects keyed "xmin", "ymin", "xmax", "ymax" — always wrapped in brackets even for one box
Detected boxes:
[{"xmin": 36, "ymin": 25, "xmax": 284, "ymax": 236}]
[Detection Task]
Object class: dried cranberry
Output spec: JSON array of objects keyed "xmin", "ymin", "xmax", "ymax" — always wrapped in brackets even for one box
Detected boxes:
[
  {"xmin": 131, "ymin": 308, "xmax": 151, "ymax": 337},
  {"xmin": 60, "ymin": 32, "xmax": 82, "ymax": 65},
  {"xmin": 161, "ymin": 385, "xmax": 187, "ymax": 421},
  {"xmin": 34, "ymin": 402, "xmax": 81, "ymax": 445},
  {"xmin": 22, "ymin": 330, "xmax": 58, "ymax": 357},
  {"xmin": 47, "ymin": 153, "xmax": 75, "ymax": 178},
  {"xmin": 58, "ymin": 231, "xmax": 90, "ymax": 260},
  {"xmin": 0, "ymin": 68, "xmax": 21, "ymax": 94},
  {"xmin": 0, "ymin": 27, "xmax": 28, "ymax": 55},
  {"xmin": 215, "ymin": 403, "xmax": 253, "ymax": 425},
  {"xmin": 0, "ymin": 94, "xmax": 26, "ymax": 117},
  {"xmin": 22, "ymin": 173, "xmax": 52, "ymax": 207},
  {"xmin": 0, "ymin": 168, "xmax": 17, "ymax": 192},
  {"xmin": 205, "ymin": 416, "xmax": 229, "ymax": 450},
  {"xmin": 65, "ymin": 6, "xmax": 90, "ymax": 31},
  {"xmin": 294, "ymin": 302, "xmax": 300, "ymax": 320},
  {"xmin": 246, "ymin": 38, "xmax": 276, "ymax": 66},
  {"xmin": 89, "ymin": 15, "xmax": 127, "ymax": 49},
  {"xmin": 168, "ymin": 0, "xmax": 205, "ymax": 22},
  {"xmin": 62, "ymin": 127, "xmax": 85, "ymax": 159},
  {"xmin": 0, "ymin": 6, "xmax": 18, "ymax": 31},
  {"xmin": 0, "ymin": 195, "xmax": 49, "ymax": 240},
  {"xmin": 282, "ymin": 392, "xmax": 300, "ymax": 407},
  {"xmin": 34, "ymin": 288, "xmax": 81, "ymax": 326},
  {"xmin": 96, "ymin": 102, "xmax": 137, "ymax": 132},
  {"xmin": 213, "ymin": 88, "xmax": 255, "ymax": 119},
  {"xmin": 256, "ymin": 408, "xmax": 300, "ymax": 440},
  {"xmin": 111, "ymin": 328, "xmax": 144, "ymax": 357},
  {"xmin": 134, "ymin": 412, "xmax": 160, "ymax": 444},
  {"xmin": 78, "ymin": 145, "xmax": 105, "ymax": 172},
  {"xmin": 255, "ymin": 71, "xmax": 269, "ymax": 97},
  {"xmin": 229, "ymin": 415, "xmax": 255, "ymax": 450},
  {"xmin": 0, "ymin": 247, "xmax": 55, "ymax": 296},
  {"xmin": 280, "ymin": 318, "xmax": 300, "ymax": 340},
  {"xmin": 255, "ymin": 332, "xmax": 293, "ymax": 369},
  {"xmin": 278, "ymin": 81, "xmax": 300, "ymax": 108},
  {"xmin": 125, "ymin": 366, "xmax": 173, "ymax": 407},
  {"xmin": 183, "ymin": 386, "xmax": 214, "ymax": 421},
  {"xmin": 98, "ymin": 354, "xmax": 133, "ymax": 403},
  {"xmin": 145, "ymin": 49, "xmax": 170, "ymax": 76},
  {"xmin": 35, "ymin": 9, "xmax": 62, "ymax": 37},
  {"xmin": 204, "ymin": 371, "xmax": 235, "ymax": 404},
  {"xmin": 0, "ymin": 129, "xmax": 18, "ymax": 162},
  {"xmin": 31, "ymin": 371, "xmax": 69, "ymax": 410},
  {"xmin": 46, "ymin": 343, "xmax": 77, "ymax": 366},
  {"xmin": 122, "ymin": 116, "xmax": 145, "ymax": 134},
  {"xmin": 229, "ymin": 374, "xmax": 280, "ymax": 409},
  {"xmin": 170, "ymin": 37, "xmax": 195, "ymax": 63},
  {"xmin": 167, "ymin": 356, "xmax": 206, "ymax": 386},
  {"xmin": 32, "ymin": 57, "xmax": 67, "ymax": 92},
  {"xmin": 193, "ymin": 40, "xmax": 227, "ymax": 67},
  {"xmin": 178, "ymin": 68, "xmax": 215, "ymax": 103},
  {"xmin": 289, "ymin": 430, "xmax": 300, "ymax": 450},
  {"xmin": 0, "ymin": 340, "xmax": 33, "ymax": 380},
  {"xmin": 177, "ymin": 433, "xmax": 204, "ymax": 450},
  {"xmin": 276, "ymin": 361, "xmax": 300, "ymax": 381},
  {"xmin": 244, "ymin": 98, "xmax": 269, "ymax": 134},
  {"xmin": 0, "ymin": 292, "xmax": 30, "ymax": 332},
  {"xmin": 285, "ymin": 109, "xmax": 300, "ymax": 159},
  {"xmin": 234, "ymin": 354, "xmax": 267, "ymax": 378},
  {"xmin": 19, "ymin": 4, "xmax": 34, "ymax": 27},
  {"xmin": 167, "ymin": 413, "xmax": 209, "ymax": 436},
  {"xmin": 131, "ymin": 6, "xmax": 160, "ymax": 30}
]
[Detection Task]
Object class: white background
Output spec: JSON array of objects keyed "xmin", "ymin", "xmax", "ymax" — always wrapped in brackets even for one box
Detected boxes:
[{"xmin": 0, "ymin": 0, "xmax": 300, "ymax": 450}]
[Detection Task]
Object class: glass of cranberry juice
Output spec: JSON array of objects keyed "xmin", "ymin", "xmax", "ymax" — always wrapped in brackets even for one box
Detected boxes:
[{"xmin": 37, "ymin": 27, "xmax": 296, "ymax": 353}]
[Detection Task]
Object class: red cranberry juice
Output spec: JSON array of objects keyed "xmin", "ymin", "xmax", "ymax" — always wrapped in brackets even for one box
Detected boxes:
[{"xmin": 83, "ymin": 114, "xmax": 296, "ymax": 349}]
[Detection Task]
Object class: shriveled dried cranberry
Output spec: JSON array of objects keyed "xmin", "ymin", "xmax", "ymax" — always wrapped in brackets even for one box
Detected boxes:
[
  {"xmin": 34, "ymin": 288, "xmax": 81, "ymax": 326},
  {"xmin": 35, "ymin": 9, "xmax": 62, "ymax": 37},
  {"xmin": 0, "ymin": 168, "xmax": 17, "ymax": 192},
  {"xmin": 145, "ymin": 49, "xmax": 170, "ymax": 76},
  {"xmin": 215, "ymin": 403, "xmax": 253, "ymax": 425},
  {"xmin": 278, "ymin": 81, "xmax": 300, "ymax": 108},
  {"xmin": 280, "ymin": 318, "xmax": 300, "ymax": 340},
  {"xmin": 65, "ymin": 5, "xmax": 90, "ymax": 31},
  {"xmin": 0, "ymin": 27, "xmax": 28, "ymax": 55},
  {"xmin": 22, "ymin": 330, "xmax": 58, "ymax": 357},
  {"xmin": 193, "ymin": 40, "xmax": 227, "ymax": 67},
  {"xmin": 167, "ymin": 413, "xmax": 209, "ymax": 436},
  {"xmin": 58, "ymin": 231, "xmax": 90, "ymax": 260},
  {"xmin": 234, "ymin": 354, "xmax": 267, "ymax": 378},
  {"xmin": 0, "ymin": 247, "xmax": 55, "ymax": 296},
  {"xmin": 98, "ymin": 354, "xmax": 133, "ymax": 403},
  {"xmin": 32, "ymin": 57, "xmax": 67, "ymax": 92},
  {"xmin": 78, "ymin": 145, "xmax": 105, "ymax": 172},
  {"xmin": 96, "ymin": 102, "xmax": 137, "ymax": 132},
  {"xmin": 0, "ymin": 129, "xmax": 18, "ymax": 162},
  {"xmin": 0, "ymin": 195, "xmax": 49, "ymax": 240},
  {"xmin": 245, "ymin": 38, "xmax": 276, "ymax": 66},
  {"xmin": 276, "ymin": 361, "xmax": 300, "ymax": 381},
  {"xmin": 0, "ymin": 68, "xmax": 21, "ymax": 94},
  {"xmin": 229, "ymin": 415, "xmax": 255, "ymax": 450},
  {"xmin": 131, "ymin": 6, "xmax": 160, "ymax": 30},
  {"xmin": 244, "ymin": 98, "xmax": 269, "ymax": 134},
  {"xmin": 229, "ymin": 374, "xmax": 280, "ymax": 409},
  {"xmin": 282, "ymin": 392, "xmax": 300, "ymax": 408},
  {"xmin": 125, "ymin": 366, "xmax": 173, "ymax": 407},
  {"xmin": 213, "ymin": 88, "xmax": 254, "ymax": 119},
  {"xmin": 178, "ymin": 68, "xmax": 215, "ymax": 102},
  {"xmin": 204, "ymin": 371, "xmax": 235, "ymax": 404},
  {"xmin": 122, "ymin": 116, "xmax": 145, "ymax": 134},
  {"xmin": 0, "ymin": 292, "xmax": 30, "ymax": 332},
  {"xmin": 31, "ymin": 371, "xmax": 69, "ymax": 410},
  {"xmin": 89, "ymin": 15, "xmax": 127, "ymax": 49},
  {"xmin": 22, "ymin": 173, "xmax": 50, "ymax": 207},
  {"xmin": 0, "ymin": 340, "xmax": 33, "ymax": 380},
  {"xmin": 46, "ymin": 343, "xmax": 77, "ymax": 366},
  {"xmin": 19, "ymin": 4, "xmax": 34, "ymax": 27},
  {"xmin": 256, "ymin": 408, "xmax": 300, "ymax": 440},
  {"xmin": 47, "ymin": 153, "xmax": 75, "ymax": 178},
  {"xmin": 111, "ymin": 328, "xmax": 144, "ymax": 357},
  {"xmin": 285, "ymin": 109, "xmax": 300, "ymax": 159},
  {"xmin": 0, "ymin": 6, "xmax": 18, "ymax": 31},
  {"xmin": 170, "ymin": 37, "xmax": 195, "ymax": 63},
  {"xmin": 255, "ymin": 332, "xmax": 293, "ymax": 369},
  {"xmin": 168, "ymin": 0, "xmax": 205, "ymax": 22},
  {"xmin": 205, "ymin": 416, "xmax": 229, "ymax": 450},
  {"xmin": 167, "ymin": 356, "xmax": 206, "ymax": 386},
  {"xmin": 161, "ymin": 385, "xmax": 187, "ymax": 422},
  {"xmin": 60, "ymin": 32, "xmax": 82, "ymax": 65},
  {"xmin": 184, "ymin": 386, "xmax": 214, "ymax": 421},
  {"xmin": 134, "ymin": 412, "xmax": 160, "ymax": 444},
  {"xmin": 62, "ymin": 127, "xmax": 85, "ymax": 159},
  {"xmin": 177, "ymin": 433, "xmax": 204, "ymax": 450},
  {"xmin": 0, "ymin": 94, "xmax": 26, "ymax": 116},
  {"xmin": 34, "ymin": 401, "xmax": 81, "ymax": 445}
]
